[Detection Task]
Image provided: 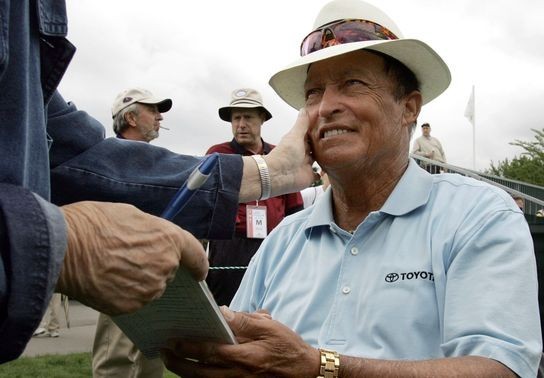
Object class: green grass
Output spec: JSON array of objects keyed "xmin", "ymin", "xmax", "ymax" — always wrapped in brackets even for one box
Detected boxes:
[
  {"xmin": 0, "ymin": 353, "xmax": 179, "ymax": 377},
  {"xmin": 0, "ymin": 353, "xmax": 92, "ymax": 378}
]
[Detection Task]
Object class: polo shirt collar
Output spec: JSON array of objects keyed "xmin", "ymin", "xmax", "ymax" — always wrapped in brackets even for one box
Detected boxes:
[
  {"xmin": 305, "ymin": 159, "xmax": 433, "ymax": 235},
  {"xmin": 229, "ymin": 138, "xmax": 272, "ymax": 155},
  {"xmin": 381, "ymin": 158, "xmax": 433, "ymax": 216}
]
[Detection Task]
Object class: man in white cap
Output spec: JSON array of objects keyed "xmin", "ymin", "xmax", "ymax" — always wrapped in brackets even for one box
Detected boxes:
[
  {"xmin": 205, "ymin": 88, "xmax": 304, "ymax": 306},
  {"xmin": 92, "ymin": 91, "xmax": 310, "ymax": 378},
  {"xmin": 162, "ymin": 0, "xmax": 541, "ymax": 377},
  {"xmin": 92, "ymin": 86, "xmax": 175, "ymax": 378},
  {"xmin": 111, "ymin": 88, "xmax": 172, "ymax": 142}
]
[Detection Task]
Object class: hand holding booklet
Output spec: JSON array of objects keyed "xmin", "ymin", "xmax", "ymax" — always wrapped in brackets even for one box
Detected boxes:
[
  {"xmin": 112, "ymin": 266, "xmax": 237, "ymax": 359},
  {"xmin": 113, "ymin": 154, "xmax": 236, "ymax": 359}
]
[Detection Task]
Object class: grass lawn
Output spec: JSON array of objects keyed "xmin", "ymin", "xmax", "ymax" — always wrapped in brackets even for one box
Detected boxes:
[{"xmin": 0, "ymin": 353, "xmax": 178, "ymax": 377}]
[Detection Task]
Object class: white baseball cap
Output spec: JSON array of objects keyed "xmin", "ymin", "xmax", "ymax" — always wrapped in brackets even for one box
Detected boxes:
[{"xmin": 111, "ymin": 88, "xmax": 172, "ymax": 118}]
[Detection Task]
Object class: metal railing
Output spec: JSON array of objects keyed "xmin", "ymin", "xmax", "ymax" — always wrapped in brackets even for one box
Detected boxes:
[{"xmin": 411, "ymin": 154, "xmax": 544, "ymax": 218}]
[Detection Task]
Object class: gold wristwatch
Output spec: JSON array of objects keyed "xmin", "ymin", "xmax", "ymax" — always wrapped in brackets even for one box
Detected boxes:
[{"xmin": 317, "ymin": 348, "xmax": 340, "ymax": 378}]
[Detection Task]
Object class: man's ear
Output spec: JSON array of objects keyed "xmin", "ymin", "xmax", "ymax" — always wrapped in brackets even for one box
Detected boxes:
[
  {"xmin": 403, "ymin": 90, "xmax": 422, "ymax": 127},
  {"xmin": 124, "ymin": 111, "xmax": 137, "ymax": 128}
]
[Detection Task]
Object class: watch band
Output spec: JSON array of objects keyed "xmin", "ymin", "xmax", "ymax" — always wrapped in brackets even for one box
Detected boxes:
[
  {"xmin": 251, "ymin": 155, "xmax": 271, "ymax": 200},
  {"xmin": 317, "ymin": 348, "xmax": 340, "ymax": 378}
]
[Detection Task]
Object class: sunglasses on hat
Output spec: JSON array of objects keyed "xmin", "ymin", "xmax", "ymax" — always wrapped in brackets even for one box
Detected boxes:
[{"xmin": 300, "ymin": 19, "xmax": 399, "ymax": 57}]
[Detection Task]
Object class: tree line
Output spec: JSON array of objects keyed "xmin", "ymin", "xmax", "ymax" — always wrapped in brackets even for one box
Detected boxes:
[{"xmin": 486, "ymin": 128, "xmax": 544, "ymax": 186}]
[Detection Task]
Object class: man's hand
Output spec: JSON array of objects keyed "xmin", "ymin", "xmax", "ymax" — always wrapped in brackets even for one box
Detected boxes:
[
  {"xmin": 267, "ymin": 109, "xmax": 317, "ymax": 196},
  {"xmin": 240, "ymin": 109, "xmax": 316, "ymax": 202},
  {"xmin": 56, "ymin": 201, "xmax": 208, "ymax": 315},
  {"xmin": 161, "ymin": 307, "xmax": 320, "ymax": 378}
]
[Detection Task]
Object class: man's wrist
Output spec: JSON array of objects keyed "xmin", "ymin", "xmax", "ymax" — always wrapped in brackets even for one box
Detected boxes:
[{"xmin": 251, "ymin": 154, "xmax": 271, "ymax": 200}]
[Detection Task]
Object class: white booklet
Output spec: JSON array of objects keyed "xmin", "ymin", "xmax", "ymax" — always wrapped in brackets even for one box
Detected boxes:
[{"xmin": 112, "ymin": 267, "xmax": 237, "ymax": 359}]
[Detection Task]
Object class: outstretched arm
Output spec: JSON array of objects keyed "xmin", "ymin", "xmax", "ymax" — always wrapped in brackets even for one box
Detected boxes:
[{"xmin": 48, "ymin": 92, "xmax": 314, "ymax": 237}]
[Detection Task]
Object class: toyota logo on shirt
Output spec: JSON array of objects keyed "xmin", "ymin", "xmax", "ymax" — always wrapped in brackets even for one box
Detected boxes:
[{"xmin": 385, "ymin": 271, "xmax": 434, "ymax": 283}]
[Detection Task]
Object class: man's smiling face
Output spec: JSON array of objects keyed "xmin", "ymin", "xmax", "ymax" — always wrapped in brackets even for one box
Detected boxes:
[{"xmin": 304, "ymin": 50, "xmax": 417, "ymax": 173}]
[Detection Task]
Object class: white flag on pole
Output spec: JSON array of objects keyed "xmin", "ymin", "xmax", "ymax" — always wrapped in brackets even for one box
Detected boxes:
[{"xmin": 464, "ymin": 85, "xmax": 475, "ymax": 126}]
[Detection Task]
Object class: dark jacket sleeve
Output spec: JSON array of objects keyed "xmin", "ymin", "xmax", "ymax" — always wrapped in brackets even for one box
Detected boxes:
[
  {"xmin": 0, "ymin": 184, "xmax": 66, "ymax": 364},
  {"xmin": 47, "ymin": 91, "xmax": 242, "ymax": 239}
]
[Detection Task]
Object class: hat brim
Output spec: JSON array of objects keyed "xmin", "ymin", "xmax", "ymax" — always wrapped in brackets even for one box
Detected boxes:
[
  {"xmin": 269, "ymin": 39, "xmax": 451, "ymax": 109},
  {"xmin": 218, "ymin": 106, "xmax": 273, "ymax": 122},
  {"xmin": 138, "ymin": 98, "xmax": 173, "ymax": 113}
]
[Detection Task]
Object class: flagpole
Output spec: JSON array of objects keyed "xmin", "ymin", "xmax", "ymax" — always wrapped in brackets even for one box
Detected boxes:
[
  {"xmin": 472, "ymin": 85, "xmax": 476, "ymax": 170},
  {"xmin": 464, "ymin": 85, "xmax": 476, "ymax": 170}
]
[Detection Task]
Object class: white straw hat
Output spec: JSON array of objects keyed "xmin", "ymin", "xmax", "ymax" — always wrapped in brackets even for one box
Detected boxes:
[{"xmin": 269, "ymin": 0, "xmax": 451, "ymax": 109}]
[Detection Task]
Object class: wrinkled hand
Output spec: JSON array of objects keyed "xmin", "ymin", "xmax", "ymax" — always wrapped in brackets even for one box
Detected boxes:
[
  {"xmin": 161, "ymin": 307, "xmax": 320, "ymax": 378},
  {"xmin": 265, "ymin": 109, "xmax": 317, "ymax": 197},
  {"xmin": 56, "ymin": 201, "xmax": 208, "ymax": 315}
]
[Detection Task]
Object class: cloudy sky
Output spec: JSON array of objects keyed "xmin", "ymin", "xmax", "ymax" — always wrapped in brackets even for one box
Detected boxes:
[{"xmin": 59, "ymin": 0, "xmax": 544, "ymax": 171}]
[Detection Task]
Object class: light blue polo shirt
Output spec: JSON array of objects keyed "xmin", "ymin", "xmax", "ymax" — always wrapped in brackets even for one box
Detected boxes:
[{"xmin": 230, "ymin": 159, "xmax": 542, "ymax": 377}]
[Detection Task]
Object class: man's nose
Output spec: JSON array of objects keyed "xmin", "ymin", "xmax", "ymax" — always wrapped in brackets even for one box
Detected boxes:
[{"xmin": 318, "ymin": 86, "xmax": 342, "ymax": 119}]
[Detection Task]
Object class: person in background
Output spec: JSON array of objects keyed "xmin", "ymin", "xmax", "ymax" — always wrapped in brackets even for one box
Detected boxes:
[
  {"xmin": 162, "ymin": 0, "xmax": 541, "ymax": 376},
  {"xmin": 91, "ymin": 88, "xmax": 174, "ymax": 378},
  {"xmin": 0, "ymin": 1, "xmax": 315, "ymax": 364},
  {"xmin": 205, "ymin": 88, "xmax": 304, "ymax": 306},
  {"xmin": 32, "ymin": 294, "xmax": 62, "ymax": 338},
  {"xmin": 512, "ymin": 194, "xmax": 525, "ymax": 212},
  {"xmin": 412, "ymin": 122, "xmax": 446, "ymax": 173},
  {"xmin": 111, "ymin": 88, "xmax": 172, "ymax": 142},
  {"xmin": 412, "ymin": 122, "xmax": 446, "ymax": 163}
]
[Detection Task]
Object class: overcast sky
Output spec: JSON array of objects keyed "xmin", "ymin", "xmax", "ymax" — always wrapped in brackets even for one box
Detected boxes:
[{"xmin": 59, "ymin": 0, "xmax": 544, "ymax": 171}]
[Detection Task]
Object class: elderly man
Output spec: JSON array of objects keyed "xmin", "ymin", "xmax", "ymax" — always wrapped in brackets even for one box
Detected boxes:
[
  {"xmin": 205, "ymin": 88, "xmax": 303, "ymax": 306},
  {"xmin": 162, "ymin": 0, "xmax": 541, "ymax": 377},
  {"xmin": 91, "ymin": 88, "xmax": 175, "ymax": 378},
  {"xmin": 112, "ymin": 88, "xmax": 172, "ymax": 142}
]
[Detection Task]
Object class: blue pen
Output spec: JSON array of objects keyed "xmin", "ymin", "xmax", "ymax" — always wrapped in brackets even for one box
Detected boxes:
[{"xmin": 160, "ymin": 153, "xmax": 219, "ymax": 221}]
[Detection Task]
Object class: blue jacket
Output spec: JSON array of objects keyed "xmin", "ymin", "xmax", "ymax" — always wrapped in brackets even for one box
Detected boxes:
[{"xmin": 0, "ymin": 0, "xmax": 242, "ymax": 363}]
